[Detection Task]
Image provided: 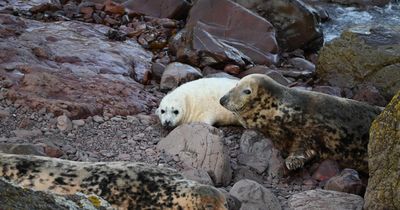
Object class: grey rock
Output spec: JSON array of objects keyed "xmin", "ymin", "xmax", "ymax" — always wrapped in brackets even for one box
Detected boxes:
[
  {"xmin": 230, "ymin": 179, "xmax": 282, "ymax": 210},
  {"xmin": 181, "ymin": 167, "xmax": 214, "ymax": 186},
  {"xmin": 288, "ymin": 57, "xmax": 316, "ymax": 72},
  {"xmin": 157, "ymin": 123, "xmax": 232, "ymax": 186},
  {"xmin": 288, "ymin": 189, "xmax": 364, "ymax": 210},
  {"xmin": 325, "ymin": 168, "xmax": 363, "ymax": 195},
  {"xmin": 238, "ymin": 130, "xmax": 285, "ymax": 177},
  {"xmin": 160, "ymin": 62, "xmax": 203, "ymax": 92},
  {"xmin": 12, "ymin": 129, "xmax": 42, "ymax": 138},
  {"xmin": 0, "ymin": 143, "xmax": 45, "ymax": 156},
  {"xmin": 57, "ymin": 115, "xmax": 72, "ymax": 131},
  {"xmin": 93, "ymin": 115, "xmax": 104, "ymax": 123},
  {"xmin": 72, "ymin": 119, "xmax": 85, "ymax": 127}
]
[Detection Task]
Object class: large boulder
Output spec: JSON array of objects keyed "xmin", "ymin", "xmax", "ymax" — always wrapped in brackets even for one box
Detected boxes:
[
  {"xmin": 0, "ymin": 14, "xmax": 160, "ymax": 119},
  {"xmin": 123, "ymin": 0, "xmax": 192, "ymax": 19},
  {"xmin": 364, "ymin": 91, "xmax": 400, "ymax": 210},
  {"xmin": 288, "ymin": 189, "xmax": 364, "ymax": 210},
  {"xmin": 317, "ymin": 26, "xmax": 400, "ymax": 100},
  {"xmin": 170, "ymin": 0, "xmax": 279, "ymax": 67},
  {"xmin": 157, "ymin": 123, "xmax": 232, "ymax": 186},
  {"xmin": 232, "ymin": 0, "xmax": 323, "ymax": 51}
]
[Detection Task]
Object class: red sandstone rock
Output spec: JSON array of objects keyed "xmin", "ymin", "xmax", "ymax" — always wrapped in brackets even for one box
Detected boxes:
[
  {"xmin": 123, "ymin": 0, "xmax": 191, "ymax": 19},
  {"xmin": 171, "ymin": 0, "xmax": 279, "ymax": 67},
  {"xmin": 0, "ymin": 14, "xmax": 159, "ymax": 119}
]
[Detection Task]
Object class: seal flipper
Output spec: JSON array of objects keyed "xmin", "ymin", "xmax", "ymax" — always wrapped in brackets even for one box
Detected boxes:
[{"xmin": 285, "ymin": 142, "xmax": 316, "ymax": 170}]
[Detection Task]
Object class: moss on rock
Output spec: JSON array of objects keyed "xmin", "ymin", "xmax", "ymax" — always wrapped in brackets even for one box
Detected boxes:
[
  {"xmin": 317, "ymin": 26, "xmax": 400, "ymax": 100},
  {"xmin": 364, "ymin": 91, "xmax": 400, "ymax": 209}
]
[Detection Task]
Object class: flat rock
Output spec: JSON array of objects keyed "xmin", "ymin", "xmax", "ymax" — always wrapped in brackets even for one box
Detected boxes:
[
  {"xmin": 171, "ymin": 0, "xmax": 278, "ymax": 67},
  {"xmin": 160, "ymin": 62, "xmax": 202, "ymax": 92},
  {"xmin": 0, "ymin": 143, "xmax": 45, "ymax": 156},
  {"xmin": 288, "ymin": 189, "xmax": 364, "ymax": 210},
  {"xmin": 229, "ymin": 179, "xmax": 282, "ymax": 210},
  {"xmin": 157, "ymin": 123, "xmax": 232, "ymax": 186},
  {"xmin": 0, "ymin": 14, "xmax": 158, "ymax": 119},
  {"xmin": 12, "ymin": 129, "xmax": 42, "ymax": 138}
]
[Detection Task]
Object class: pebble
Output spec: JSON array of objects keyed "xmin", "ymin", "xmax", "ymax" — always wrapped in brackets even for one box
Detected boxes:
[
  {"xmin": 93, "ymin": 115, "xmax": 104, "ymax": 123},
  {"xmin": 57, "ymin": 115, "xmax": 73, "ymax": 131},
  {"xmin": 72, "ymin": 119, "xmax": 85, "ymax": 127}
]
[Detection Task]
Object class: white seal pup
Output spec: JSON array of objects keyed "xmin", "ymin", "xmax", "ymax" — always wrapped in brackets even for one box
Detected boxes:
[{"xmin": 156, "ymin": 77, "xmax": 239, "ymax": 127}]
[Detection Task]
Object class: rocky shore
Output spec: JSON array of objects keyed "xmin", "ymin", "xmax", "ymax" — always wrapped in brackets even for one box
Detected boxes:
[{"xmin": 0, "ymin": 0, "xmax": 399, "ymax": 209}]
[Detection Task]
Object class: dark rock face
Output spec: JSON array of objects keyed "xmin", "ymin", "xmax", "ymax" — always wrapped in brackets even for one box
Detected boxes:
[
  {"xmin": 123, "ymin": 0, "xmax": 192, "ymax": 19},
  {"xmin": 317, "ymin": 26, "xmax": 400, "ymax": 101},
  {"xmin": 170, "ymin": 0, "xmax": 279, "ymax": 67},
  {"xmin": 364, "ymin": 91, "xmax": 400, "ymax": 210},
  {"xmin": 232, "ymin": 0, "xmax": 324, "ymax": 52},
  {"xmin": 0, "ymin": 14, "xmax": 160, "ymax": 119}
]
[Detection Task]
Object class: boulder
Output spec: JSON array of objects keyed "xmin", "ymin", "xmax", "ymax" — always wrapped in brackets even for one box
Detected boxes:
[
  {"xmin": 0, "ymin": 179, "xmax": 112, "ymax": 210},
  {"xmin": 0, "ymin": 14, "xmax": 159, "ymax": 119},
  {"xmin": 159, "ymin": 62, "xmax": 203, "ymax": 92},
  {"xmin": 157, "ymin": 123, "xmax": 232, "ymax": 186},
  {"xmin": 171, "ymin": 0, "xmax": 278, "ymax": 67},
  {"xmin": 288, "ymin": 189, "xmax": 364, "ymax": 210},
  {"xmin": 238, "ymin": 130, "xmax": 285, "ymax": 177},
  {"xmin": 364, "ymin": 91, "xmax": 400, "ymax": 210},
  {"xmin": 352, "ymin": 85, "xmax": 387, "ymax": 106},
  {"xmin": 317, "ymin": 26, "xmax": 400, "ymax": 100},
  {"xmin": 232, "ymin": 0, "xmax": 323, "ymax": 51},
  {"xmin": 229, "ymin": 179, "xmax": 281, "ymax": 210},
  {"xmin": 123, "ymin": 0, "xmax": 192, "ymax": 19},
  {"xmin": 324, "ymin": 168, "xmax": 364, "ymax": 195}
]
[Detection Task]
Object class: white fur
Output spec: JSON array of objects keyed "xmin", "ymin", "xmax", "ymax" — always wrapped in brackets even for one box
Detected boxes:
[{"xmin": 156, "ymin": 77, "xmax": 239, "ymax": 127}]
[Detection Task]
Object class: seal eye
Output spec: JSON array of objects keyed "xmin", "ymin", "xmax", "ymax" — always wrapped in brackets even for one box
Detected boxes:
[
  {"xmin": 173, "ymin": 110, "xmax": 179, "ymax": 115},
  {"xmin": 243, "ymin": 89, "xmax": 251, "ymax": 95},
  {"xmin": 161, "ymin": 109, "xmax": 165, "ymax": 114}
]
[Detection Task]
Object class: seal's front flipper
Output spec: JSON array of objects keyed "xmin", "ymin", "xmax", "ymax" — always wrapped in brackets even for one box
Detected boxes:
[{"xmin": 285, "ymin": 147, "xmax": 316, "ymax": 170}]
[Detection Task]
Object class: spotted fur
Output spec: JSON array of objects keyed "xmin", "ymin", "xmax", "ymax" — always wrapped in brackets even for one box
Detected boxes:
[
  {"xmin": 0, "ymin": 153, "xmax": 227, "ymax": 210},
  {"xmin": 220, "ymin": 74, "xmax": 382, "ymax": 173}
]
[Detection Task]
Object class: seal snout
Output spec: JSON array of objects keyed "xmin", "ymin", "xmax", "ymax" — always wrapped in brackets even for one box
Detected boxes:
[
  {"xmin": 219, "ymin": 95, "xmax": 229, "ymax": 107},
  {"xmin": 163, "ymin": 120, "xmax": 172, "ymax": 127}
]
